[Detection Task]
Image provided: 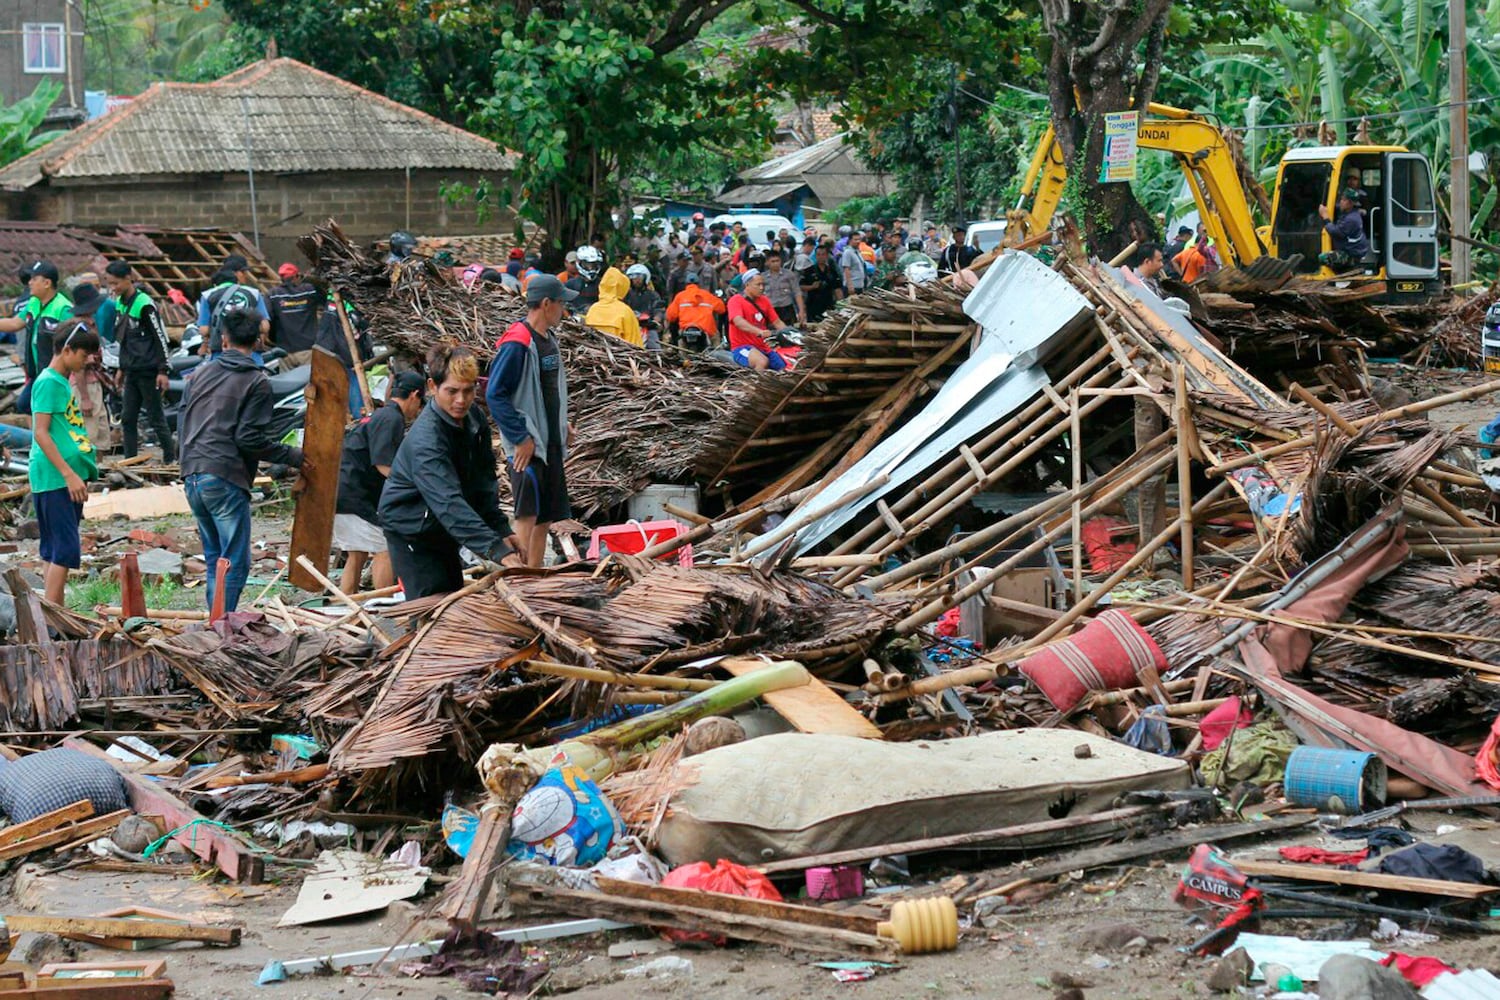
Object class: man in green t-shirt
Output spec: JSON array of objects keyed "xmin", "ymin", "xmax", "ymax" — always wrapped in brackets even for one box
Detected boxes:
[
  {"xmin": 29, "ymin": 321, "xmax": 100, "ymax": 605},
  {"xmin": 0, "ymin": 261, "xmax": 74, "ymax": 414}
]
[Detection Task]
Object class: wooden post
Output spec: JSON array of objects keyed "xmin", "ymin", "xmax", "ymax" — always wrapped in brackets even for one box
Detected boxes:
[
  {"xmin": 288, "ymin": 347, "xmax": 351, "ymax": 592},
  {"xmin": 210, "ymin": 558, "xmax": 230, "ymax": 623},
  {"xmin": 1174, "ymin": 365, "xmax": 1194, "ymax": 589},
  {"xmin": 1069, "ymin": 387, "xmax": 1083, "ymax": 600},
  {"xmin": 119, "ymin": 552, "xmax": 146, "ymax": 620},
  {"xmin": 330, "ymin": 290, "xmax": 374, "ymax": 416}
]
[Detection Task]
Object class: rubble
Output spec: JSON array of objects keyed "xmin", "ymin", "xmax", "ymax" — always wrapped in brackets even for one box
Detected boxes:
[{"xmin": 1, "ymin": 218, "xmax": 1499, "ymax": 996}]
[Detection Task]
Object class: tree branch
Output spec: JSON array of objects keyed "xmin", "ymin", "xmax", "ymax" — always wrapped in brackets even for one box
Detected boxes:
[
  {"xmin": 1075, "ymin": 9, "xmax": 1120, "ymax": 59},
  {"xmin": 778, "ymin": 0, "xmax": 862, "ymax": 29},
  {"xmin": 1134, "ymin": 11, "xmax": 1169, "ymax": 109},
  {"xmin": 651, "ymin": 0, "xmax": 742, "ymax": 56}
]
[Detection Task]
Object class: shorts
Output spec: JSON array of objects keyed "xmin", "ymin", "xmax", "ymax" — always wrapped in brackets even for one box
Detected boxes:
[
  {"xmin": 333, "ymin": 512, "xmax": 386, "ymax": 554},
  {"xmin": 731, "ymin": 345, "xmax": 788, "ymax": 371},
  {"xmin": 509, "ymin": 453, "xmax": 570, "ymax": 523},
  {"xmin": 34, "ymin": 487, "xmax": 83, "ymax": 569}
]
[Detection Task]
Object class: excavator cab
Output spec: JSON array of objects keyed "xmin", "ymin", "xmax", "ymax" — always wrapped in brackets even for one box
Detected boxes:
[{"xmin": 1269, "ymin": 147, "xmax": 1439, "ymax": 301}]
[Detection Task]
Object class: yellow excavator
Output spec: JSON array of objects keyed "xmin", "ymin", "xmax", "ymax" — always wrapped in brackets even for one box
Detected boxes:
[{"xmin": 1014, "ymin": 103, "xmax": 1441, "ymax": 301}]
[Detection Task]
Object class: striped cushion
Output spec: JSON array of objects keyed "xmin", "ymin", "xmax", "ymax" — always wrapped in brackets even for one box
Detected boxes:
[{"xmin": 1019, "ymin": 610, "xmax": 1167, "ymax": 713}]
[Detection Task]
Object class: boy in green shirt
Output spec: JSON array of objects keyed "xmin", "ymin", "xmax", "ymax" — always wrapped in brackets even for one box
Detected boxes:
[{"xmin": 29, "ymin": 321, "xmax": 100, "ymax": 605}]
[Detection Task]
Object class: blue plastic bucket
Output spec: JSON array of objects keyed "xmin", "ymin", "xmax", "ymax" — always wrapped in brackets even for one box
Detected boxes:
[{"xmin": 1284, "ymin": 746, "xmax": 1388, "ymax": 814}]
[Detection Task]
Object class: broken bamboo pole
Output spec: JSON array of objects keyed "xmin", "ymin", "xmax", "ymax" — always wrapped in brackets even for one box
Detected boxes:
[
  {"xmin": 1175, "ymin": 364, "xmax": 1195, "ymax": 589},
  {"xmin": 734, "ymin": 474, "xmax": 891, "ymax": 561},
  {"xmin": 295, "ymin": 554, "xmax": 394, "ymax": 645},
  {"xmin": 1070, "ymin": 386, "xmax": 1083, "ymax": 600},
  {"xmin": 522, "ymin": 660, "xmax": 717, "ymax": 692}
]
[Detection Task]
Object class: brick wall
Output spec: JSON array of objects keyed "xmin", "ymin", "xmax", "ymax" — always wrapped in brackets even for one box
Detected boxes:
[{"xmin": 9, "ymin": 168, "xmax": 515, "ymax": 264}]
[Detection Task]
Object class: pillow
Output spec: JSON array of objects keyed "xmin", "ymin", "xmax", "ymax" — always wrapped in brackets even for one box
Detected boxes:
[{"xmin": 1018, "ymin": 609, "xmax": 1168, "ymax": 713}]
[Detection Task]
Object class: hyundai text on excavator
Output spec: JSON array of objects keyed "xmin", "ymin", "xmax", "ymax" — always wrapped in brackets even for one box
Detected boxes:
[{"xmin": 1014, "ymin": 103, "xmax": 1442, "ymax": 301}]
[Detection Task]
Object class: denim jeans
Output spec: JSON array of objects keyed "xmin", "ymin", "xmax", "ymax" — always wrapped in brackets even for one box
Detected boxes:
[
  {"xmin": 185, "ymin": 472, "xmax": 252, "ymax": 612},
  {"xmin": 0, "ymin": 422, "xmax": 33, "ymax": 449}
]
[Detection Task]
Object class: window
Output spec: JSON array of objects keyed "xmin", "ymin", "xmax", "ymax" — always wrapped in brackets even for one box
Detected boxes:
[{"xmin": 23, "ymin": 23, "xmax": 66, "ymax": 74}]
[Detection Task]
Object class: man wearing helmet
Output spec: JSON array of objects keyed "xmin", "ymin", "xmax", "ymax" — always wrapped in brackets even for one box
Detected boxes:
[
  {"xmin": 566, "ymin": 246, "xmax": 606, "ymax": 311},
  {"xmin": 834, "ymin": 225, "xmax": 854, "ymax": 256},
  {"xmin": 666, "ymin": 271, "xmax": 725, "ymax": 351},
  {"xmin": 623, "ymin": 264, "xmax": 664, "ymax": 348}
]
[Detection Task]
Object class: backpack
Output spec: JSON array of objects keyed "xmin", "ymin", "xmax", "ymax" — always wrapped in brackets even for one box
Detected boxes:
[{"xmin": 207, "ymin": 283, "xmax": 258, "ymax": 350}]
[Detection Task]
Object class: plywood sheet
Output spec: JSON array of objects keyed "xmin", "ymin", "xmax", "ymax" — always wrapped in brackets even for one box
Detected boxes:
[{"xmin": 288, "ymin": 347, "xmax": 349, "ymax": 591}]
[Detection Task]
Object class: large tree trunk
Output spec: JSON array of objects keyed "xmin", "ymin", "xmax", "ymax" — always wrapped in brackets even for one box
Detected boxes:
[{"xmin": 1042, "ymin": 1, "xmax": 1172, "ymax": 259}]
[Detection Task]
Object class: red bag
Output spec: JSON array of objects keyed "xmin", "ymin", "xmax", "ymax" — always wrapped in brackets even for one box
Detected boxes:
[
  {"xmin": 658, "ymin": 859, "xmax": 783, "ymax": 945},
  {"xmin": 1479, "ymin": 712, "xmax": 1500, "ymax": 791},
  {"xmin": 1200, "ymin": 696, "xmax": 1253, "ymax": 751}
]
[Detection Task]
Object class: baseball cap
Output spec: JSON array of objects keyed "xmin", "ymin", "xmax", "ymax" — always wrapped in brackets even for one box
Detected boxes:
[
  {"xmin": 391, "ymin": 370, "xmax": 426, "ymax": 399},
  {"xmin": 28, "ymin": 260, "xmax": 60, "ymax": 284},
  {"xmin": 277, "ymin": 262, "xmax": 300, "ymax": 280},
  {"xmin": 675, "ymin": 249, "xmax": 690, "ymax": 259},
  {"xmin": 223, "ymin": 254, "xmax": 249, "ymax": 272},
  {"xmin": 509, "ymin": 247, "xmax": 525, "ymax": 259},
  {"xmin": 1341, "ymin": 188, "xmax": 1363, "ymax": 202},
  {"xmin": 565, "ymin": 251, "xmax": 579, "ymax": 263},
  {"xmin": 526, "ymin": 274, "xmax": 578, "ymax": 306}
]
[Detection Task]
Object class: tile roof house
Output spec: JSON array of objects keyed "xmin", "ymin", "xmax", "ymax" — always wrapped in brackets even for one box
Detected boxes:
[
  {"xmin": 718, "ymin": 133, "xmax": 889, "ymax": 226},
  {"xmin": 0, "ymin": 58, "xmax": 515, "ymax": 262}
]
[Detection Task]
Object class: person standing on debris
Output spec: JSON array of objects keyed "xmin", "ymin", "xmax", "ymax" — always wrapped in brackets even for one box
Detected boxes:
[
  {"xmin": 197, "ymin": 255, "xmax": 269, "ymax": 356},
  {"xmin": 1164, "ymin": 225, "xmax": 1193, "ymax": 278},
  {"xmin": 334, "ymin": 371, "xmax": 425, "ymax": 593},
  {"xmin": 584, "ymin": 267, "xmax": 644, "ymax": 348},
  {"xmin": 103, "ymin": 262, "xmax": 174, "ymax": 464},
  {"xmin": 29, "ymin": 321, "xmax": 99, "ymax": 606},
  {"xmin": 801, "ymin": 243, "xmax": 844, "ymax": 324},
  {"xmin": 728, "ymin": 270, "xmax": 793, "ymax": 372},
  {"xmin": 1318, "ymin": 189, "xmax": 1371, "ymax": 271},
  {"xmin": 839, "ymin": 232, "xmax": 870, "ymax": 297},
  {"xmin": 1125, "ymin": 243, "xmax": 1167, "ymax": 298},
  {"xmin": 179, "ymin": 308, "xmax": 305, "ymax": 614},
  {"xmin": 0, "ymin": 261, "xmax": 73, "ymax": 414},
  {"xmin": 266, "ymin": 263, "xmax": 324, "ymax": 367},
  {"xmin": 487, "ymin": 276, "xmax": 576, "ymax": 568},
  {"xmin": 380, "ymin": 345, "xmax": 520, "ymax": 596},
  {"xmin": 761, "ymin": 252, "xmax": 806, "ymax": 327},
  {"xmin": 873, "ymin": 243, "xmax": 906, "ymax": 290}
]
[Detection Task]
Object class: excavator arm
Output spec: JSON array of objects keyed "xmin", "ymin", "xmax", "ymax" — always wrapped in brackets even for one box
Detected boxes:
[{"xmin": 1016, "ymin": 104, "xmax": 1269, "ymax": 267}]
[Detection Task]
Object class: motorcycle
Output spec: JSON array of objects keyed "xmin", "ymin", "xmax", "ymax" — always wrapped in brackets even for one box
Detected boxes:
[
  {"xmin": 1483, "ymin": 302, "xmax": 1500, "ymax": 374},
  {"xmin": 163, "ymin": 360, "xmax": 310, "ymax": 435}
]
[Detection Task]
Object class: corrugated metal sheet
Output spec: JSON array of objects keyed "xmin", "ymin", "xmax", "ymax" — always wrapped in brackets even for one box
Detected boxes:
[
  {"xmin": 1423, "ymin": 969, "xmax": 1500, "ymax": 999},
  {"xmin": 0, "ymin": 58, "xmax": 512, "ymax": 191},
  {"xmin": 718, "ymin": 180, "xmax": 806, "ymax": 206},
  {"xmin": 964, "ymin": 251, "xmax": 1094, "ymax": 367},
  {"xmin": 739, "ymin": 134, "xmax": 847, "ymax": 181}
]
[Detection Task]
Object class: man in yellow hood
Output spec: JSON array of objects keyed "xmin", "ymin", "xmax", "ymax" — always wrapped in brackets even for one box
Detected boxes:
[{"xmin": 583, "ymin": 267, "xmax": 643, "ymax": 347}]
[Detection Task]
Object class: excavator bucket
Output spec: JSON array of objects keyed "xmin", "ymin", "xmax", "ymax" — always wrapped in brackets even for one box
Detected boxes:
[{"xmin": 1194, "ymin": 255, "xmax": 1302, "ymax": 295}]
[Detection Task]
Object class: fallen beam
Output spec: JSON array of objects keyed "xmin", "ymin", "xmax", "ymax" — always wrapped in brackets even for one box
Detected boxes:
[
  {"xmin": 595, "ymin": 876, "xmax": 877, "ymax": 934},
  {"xmin": 6, "ymin": 914, "xmax": 240, "ymax": 945},
  {"xmin": 0, "ymin": 800, "xmax": 93, "ymax": 847},
  {"xmin": 1230, "ymin": 858, "xmax": 1500, "ymax": 899}
]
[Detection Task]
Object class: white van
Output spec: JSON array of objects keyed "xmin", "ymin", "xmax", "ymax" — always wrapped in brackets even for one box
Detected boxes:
[
  {"xmin": 965, "ymin": 219, "xmax": 1008, "ymax": 253},
  {"xmin": 708, "ymin": 213, "xmax": 804, "ymax": 246}
]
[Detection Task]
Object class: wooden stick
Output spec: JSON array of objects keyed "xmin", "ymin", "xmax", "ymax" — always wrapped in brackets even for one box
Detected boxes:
[
  {"xmin": 1175, "ymin": 364, "xmax": 1195, "ymax": 589},
  {"xmin": 734, "ymin": 474, "xmax": 891, "ymax": 560},
  {"xmin": 522, "ymin": 660, "xmax": 716, "ymax": 692},
  {"xmin": 1231, "ymin": 859, "xmax": 1499, "ymax": 899},
  {"xmin": 99, "ymin": 606, "xmax": 209, "ymax": 621},
  {"xmin": 5, "ymin": 914, "xmax": 241, "ymax": 945},
  {"xmin": 330, "ymin": 290, "xmax": 373, "ymax": 416},
  {"xmin": 294, "ymin": 554, "xmax": 394, "ymax": 645},
  {"xmin": 204, "ymin": 763, "xmax": 331, "ymax": 789},
  {"xmin": 1070, "ymin": 386, "xmax": 1083, "ymax": 600},
  {"xmin": 595, "ymin": 876, "xmax": 878, "ymax": 934},
  {"xmin": 0, "ymin": 810, "xmax": 130, "ymax": 861}
]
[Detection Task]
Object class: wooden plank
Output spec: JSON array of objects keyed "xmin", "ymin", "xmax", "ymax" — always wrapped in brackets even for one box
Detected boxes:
[
  {"xmin": 440, "ymin": 801, "xmax": 512, "ymax": 932},
  {"xmin": 61, "ymin": 738, "xmax": 263, "ymax": 883},
  {"xmin": 594, "ymin": 876, "xmax": 877, "ymax": 934},
  {"xmin": 1232, "ymin": 858, "xmax": 1500, "ymax": 899},
  {"xmin": 0, "ymin": 801, "xmax": 92, "ymax": 848},
  {"xmin": 287, "ymin": 347, "xmax": 349, "ymax": 592},
  {"xmin": 82, "ymin": 485, "xmax": 192, "ymax": 521},
  {"xmin": 0, "ymin": 810, "xmax": 128, "ymax": 861},
  {"xmin": 720, "ymin": 658, "xmax": 881, "ymax": 739},
  {"xmin": 510, "ymin": 882, "xmax": 899, "ymax": 960},
  {"xmin": 8, "ymin": 914, "xmax": 239, "ymax": 945},
  {"xmin": 9, "ymin": 980, "xmax": 175, "ymax": 999}
]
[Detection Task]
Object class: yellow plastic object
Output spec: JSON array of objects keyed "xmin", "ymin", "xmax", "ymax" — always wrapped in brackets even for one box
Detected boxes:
[{"xmin": 876, "ymin": 896, "xmax": 959, "ymax": 954}]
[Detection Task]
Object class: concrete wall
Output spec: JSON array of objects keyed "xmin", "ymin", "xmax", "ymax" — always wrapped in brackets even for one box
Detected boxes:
[{"xmin": 8, "ymin": 168, "xmax": 514, "ymax": 264}]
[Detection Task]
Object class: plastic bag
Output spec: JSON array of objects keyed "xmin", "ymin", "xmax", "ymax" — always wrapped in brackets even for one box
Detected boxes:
[
  {"xmin": 507, "ymin": 763, "xmax": 623, "ymax": 868},
  {"xmin": 658, "ymin": 860, "xmax": 783, "ymax": 944}
]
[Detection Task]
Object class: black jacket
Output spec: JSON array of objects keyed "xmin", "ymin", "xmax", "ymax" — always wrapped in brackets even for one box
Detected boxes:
[
  {"xmin": 266, "ymin": 281, "xmax": 324, "ymax": 353},
  {"xmin": 114, "ymin": 288, "xmax": 171, "ymax": 375},
  {"xmin": 377, "ymin": 399, "xmax": 513, "ymax": 561},
  {"xmin": 179, "ymin": 351, "xmax": 302, "ymax": 491},
  {"xmin": 315, "ymin": 304, "xmax": 372, "ymax": 369}
]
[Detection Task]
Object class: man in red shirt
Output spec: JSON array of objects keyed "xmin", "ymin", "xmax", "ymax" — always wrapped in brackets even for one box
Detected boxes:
[{"xmin": 727, "ymin": 269, "xmax": 792, "ymax": 371}]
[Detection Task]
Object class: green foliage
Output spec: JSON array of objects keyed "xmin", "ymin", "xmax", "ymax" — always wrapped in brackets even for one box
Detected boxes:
[
  {"xmin": 0, "ymin": 80, "xmax": 66, "ymax": 168},
  {"xmin": 824, "ymin": 193, "xmax": 908, "ymax": 227},
  {"xmin": 84, "ymin": 1, "xmax": 259, "ymax": 94}
]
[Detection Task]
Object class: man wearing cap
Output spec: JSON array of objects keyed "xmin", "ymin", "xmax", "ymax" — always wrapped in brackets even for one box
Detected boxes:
[
  {"xmin": 0, "ymin": 261, "xmax": 74, "ymax": 414},
  {"xmin": 266, "ymin": 263, "xmax": 324, "ymax": 367},
  {"xmin": 505, "ymin": 247, "xmax": 526, "ymax": 278},
  {"xmin": 664, "ymin": 248, "xmax": 693, "ymax": 302},
  {"xmin": 197, "ymin": 254, "xmax": 269, "ymax": 356},
  {"xmin": 939, "ymin": 225, "xmax": 978, "ymax": 273},
  {"xmin": 556, "ymin": 250, "xmax": 581, "ymax": 284},
  {"xmin": 761, "ymin": 252, "xmax": 806, "ymax": 326},
  {"xmin": 486, "ymin": 274, "xmax": 576, "ymax": 567},
  {"xmin": 686, "ymin": 245, "xmax": 718, "ymax": 295},
  {"xmin": 727, "ymin": 269, "xmax": 793, "ymax": 372},
  {"xmin": 1164, "ymin": 225, "xmax": 1193, "ymax": 278},
  {"xmin": 103, "ymin": 261, "xmax": 174, "ymax": 462},
  {"xmin": 333, "ymin": 371, "xmax": 425, "ymax": 592},
  {"xmin": 1318, "ymin": 189, "xmax": 1371, "ymax": 271}
]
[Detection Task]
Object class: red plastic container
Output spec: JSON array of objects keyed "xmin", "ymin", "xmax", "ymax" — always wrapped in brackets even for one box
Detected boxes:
[
  {"xmin": 806, "ymin": 865, "xmax": 864, "ymax": 901},
  {"xmin": 587, "ymin": 519, "xmax": 694, "ymax": 566}
]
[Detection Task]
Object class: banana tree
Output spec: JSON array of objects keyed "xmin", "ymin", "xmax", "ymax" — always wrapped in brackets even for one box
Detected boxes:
[{"xmin": 0, "ymin": 81, "xmax": 65, "ymax": 168}]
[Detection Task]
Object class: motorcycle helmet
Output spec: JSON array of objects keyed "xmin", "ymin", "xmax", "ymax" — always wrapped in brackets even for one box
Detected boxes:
[
  {"xmin": 523, "ymin": 252, "xmax": 542, "ymax": 269},
  {"xmin": 905, "ymin": 260, "xmax": 939, "ymax": 285},
  {"xmin": 838, "ymin": 225, "xmax": 852, "ymax": 237},
  {"xmin": 692, "ymin": 211, "xmax": 706, "ymax": 222},
  {"xmin": 388, "ymin": 230, "xmax": 417, "ymax": 260},
  {"xmin": 576, "ymin": 245, "xmax": 604, "ymax": 281},
  {"xmin": 626, "ymin": 263, "xmax": 651, "ymax": 283}
]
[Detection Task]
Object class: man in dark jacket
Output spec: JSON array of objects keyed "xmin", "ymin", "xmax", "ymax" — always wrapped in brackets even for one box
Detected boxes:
[
  {"xmin": 265, "ymin": 263, "xmax": 324, "ymax": 366},
  {"xmin": 179, "ymin": 308, "xmax": 304, "ymax": 612},
  {"xmin": 1318, "ymin": 189, "xmax": 1371, "ymax": 271},
  {"xmin": 334, "ymin": 371, "xmax": 425, "ymax": 592},
  {"xmin": 102, "ymin": 261, "xmax": 174, "ymax": 463},
  {"xmin": 315, "ymin": 298, "xmax": 374, "ymax": 418},
  {"xmin": 379, "ymin": 344, "xmax": 519, "ymax": 597}
]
